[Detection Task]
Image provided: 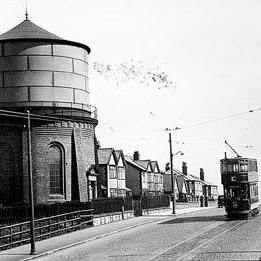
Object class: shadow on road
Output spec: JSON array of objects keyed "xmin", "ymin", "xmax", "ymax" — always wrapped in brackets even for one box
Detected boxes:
[{"xmin": 159, "ymin": 215, "xmax": 229, "ymax": 224}]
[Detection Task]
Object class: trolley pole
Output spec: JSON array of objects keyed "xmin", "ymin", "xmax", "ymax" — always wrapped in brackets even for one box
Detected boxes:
[
  {"xmin": 169, "ymin": 132, "xmax": 176, "ymax": 214},
  {"xmin": 27, "ymin": 110, "xmax": 35, "ymax": 255}
]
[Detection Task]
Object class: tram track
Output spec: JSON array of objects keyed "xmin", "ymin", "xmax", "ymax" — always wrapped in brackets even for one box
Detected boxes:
[{"xmin": 149, "ymin": 219, "xmax": 247, "ymax": 261}]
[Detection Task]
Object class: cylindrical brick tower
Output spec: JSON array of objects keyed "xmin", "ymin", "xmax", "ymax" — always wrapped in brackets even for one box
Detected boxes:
[{"xmin": 0, "ymin": 17, "xmax": 98, "ymax": 205}]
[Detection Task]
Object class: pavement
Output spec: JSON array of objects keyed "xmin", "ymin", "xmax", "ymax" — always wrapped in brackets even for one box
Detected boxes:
[{"xmin": 0, "ymin": 206, "xmax": 212, "ymax": 261}]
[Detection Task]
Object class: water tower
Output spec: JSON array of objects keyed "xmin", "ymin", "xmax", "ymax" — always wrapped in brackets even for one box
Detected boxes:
[{"xmin": 0, "ymin": 16, "xmax": 98, "ymax": 205}]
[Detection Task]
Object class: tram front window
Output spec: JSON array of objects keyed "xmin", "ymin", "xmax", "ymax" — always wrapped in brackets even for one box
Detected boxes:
[
  {"xmin": 226, "ymin": 184, "xmax": 249, "ymax": 200},
  {"xmin": 239, "ymin": 183, "xmax": 249, "ymax": 199},
  {"xmin": 226, "ymin": 187, "xmax": 240, "ymax": 199}
]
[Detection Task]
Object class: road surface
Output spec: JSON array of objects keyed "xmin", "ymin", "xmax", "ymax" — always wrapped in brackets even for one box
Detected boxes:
[{"xmin": 30, "ymin": 207, "xmax": 261, "ymax": 261}]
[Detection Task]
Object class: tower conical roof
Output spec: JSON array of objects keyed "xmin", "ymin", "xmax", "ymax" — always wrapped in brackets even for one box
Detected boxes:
[
  {"xmin": 0, "ymin": 18, "xmax": 91, "ymax": 53},
  {"xmin": 0, "ymin": 19, "xmax": 63, "ymax": 41}
]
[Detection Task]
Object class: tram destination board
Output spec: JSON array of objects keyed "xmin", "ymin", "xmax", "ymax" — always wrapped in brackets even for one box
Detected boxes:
[
  {"xmin": 221, "ymin": 173, "xmax": 247, "ymax": 185},
  {"xmin": 221, "ymin": 172, "xmax": 258, "ymax": 185}
]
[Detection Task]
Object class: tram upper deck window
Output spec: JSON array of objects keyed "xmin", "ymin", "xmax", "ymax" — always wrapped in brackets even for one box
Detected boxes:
[
  {"xmin": 221, "ymin": 162, "xmax": 239, "ymax": 173},
  {"xmin": 240, "ymin": 161, "xmax": 248, "ymax": 172},
  {"xmin": 249, "ymin": 160, "xmax": 258, "ymax": 172}
]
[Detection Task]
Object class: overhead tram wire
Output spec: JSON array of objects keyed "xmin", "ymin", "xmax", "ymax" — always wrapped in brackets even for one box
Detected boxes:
[
  {"xmin": 98, "ymin": 107, "xmax": 261, "ymax": 150},
  {"xmin": 165, "ymin": 108, "xmax": 261, "ymax": 132},
  {"xmin": 99, "ymin": 107, "xmax": 261, "ymax": 135}
]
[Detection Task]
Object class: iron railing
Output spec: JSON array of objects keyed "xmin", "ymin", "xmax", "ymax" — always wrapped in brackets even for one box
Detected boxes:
[
  {"xmin": 0, "ymin": 201, "xmax": 93, "ymax": 225},
  {"xmin": 0, "ymin": 209, "xmax": 93, "ymax": 251}
]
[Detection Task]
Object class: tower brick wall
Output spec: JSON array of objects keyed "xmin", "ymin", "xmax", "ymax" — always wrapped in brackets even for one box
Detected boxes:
[
  {"xmin": 0, "ymin": 125, "xmax": 23, "ymax": 204},
  {"xmin": 21, "ymin": 120, "xmax": 96, "ymax": 204}
]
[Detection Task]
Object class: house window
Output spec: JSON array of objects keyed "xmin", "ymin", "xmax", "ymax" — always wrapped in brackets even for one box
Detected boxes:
[
  {"xmin": 109, "ymin": 165, "xmax": 117, "ymax": 179},
  {"xmin": 148, "ymin": 173, "xmax": 153, "ymax": 182},
  {"xmin": 110, "ymin": 188, "xmax": 118, "ymax": 197},
  {"xmin": 142, "ymin": 173, "xmax": 146, "ymax": 183},
  {"xmin": 49, "ymin": 144, "xmax": 64, "ymax": 195},
  {"xmin": 119, "ymin": 189, "xmax": 126, "ymax": 197},
  {"xmin": 118, "ymin": 167, "xmax": 125, "ymax": 180}
]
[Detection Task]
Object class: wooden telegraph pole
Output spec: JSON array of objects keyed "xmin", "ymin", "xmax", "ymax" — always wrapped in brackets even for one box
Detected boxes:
[{"xmin": 169, "ymin": 132, "xmax": 176, "ymax": 214}]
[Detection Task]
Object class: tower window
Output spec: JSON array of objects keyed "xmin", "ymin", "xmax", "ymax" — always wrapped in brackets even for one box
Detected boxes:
[{"xmin": 49, "ymin": 144, "xmax": 64, "ymax": 195}]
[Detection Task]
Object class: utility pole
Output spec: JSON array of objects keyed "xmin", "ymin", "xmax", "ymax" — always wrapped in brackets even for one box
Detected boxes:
[
  {"xmin": 27, "ymin": 110, "xmax": 35, "ymax": 255},
  {"xmin": 169, "ymin": 132, "xmax": 176, "ymax": 214}
]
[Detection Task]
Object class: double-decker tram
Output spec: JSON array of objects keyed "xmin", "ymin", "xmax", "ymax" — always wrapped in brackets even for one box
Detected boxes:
[{"xmin": 220, "ymin": 156, "xmax": 259, "ymax": 217}]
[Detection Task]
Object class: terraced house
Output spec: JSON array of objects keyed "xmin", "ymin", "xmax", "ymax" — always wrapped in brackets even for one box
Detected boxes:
[
  {"xmin": 164, "ymin": 162, "xmax": 218, "ymax": 201},
  {"xmin": 151, "ymin": 161, "xmax": 164, "ymax": 194},
  {"xmin": 124, "ymin": 155, "xmax": 147, "ymax": 197},
  {"xmin": 129, "ymin": 151, "xmax": 164, "ymax": 196},
  {"xmin": 97, "ymin": 148, "xmax": 127, "ymax": 198}
]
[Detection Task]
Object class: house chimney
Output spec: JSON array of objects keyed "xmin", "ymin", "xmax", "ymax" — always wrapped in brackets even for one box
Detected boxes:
[
  {"xmin": 200, "ymin": 168, "xmax": 204, "ymax": 181},
  {"xmin": 133, "ymin": 151, "xmax": 140, "ymax": 160},
  {"xmin": 165, "ymin": 162, "xmax": 170, "ymax": 172},
  {"xmin": 182, "ymin": 162, "xmax": 187, "ymax": 175}
]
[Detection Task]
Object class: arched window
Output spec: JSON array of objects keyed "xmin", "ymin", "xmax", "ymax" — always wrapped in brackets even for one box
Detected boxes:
[{"xmin": 49, "ymin": 144, "xmax": 64, "ymax": 195}]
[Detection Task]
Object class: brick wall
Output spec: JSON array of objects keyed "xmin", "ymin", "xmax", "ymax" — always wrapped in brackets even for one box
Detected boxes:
[
  {"xmin": 0, "ymin": 124, "xmax": 23, "ymax": 204},
  {"xmin": 22, "ymin": 120, "xmax": 96, "ymax": 204}
]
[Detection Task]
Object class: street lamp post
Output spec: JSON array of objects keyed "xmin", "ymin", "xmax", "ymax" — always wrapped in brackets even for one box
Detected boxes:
[
  {"xmin": 27, "ymin": 110, "xmax": 35, "ymax": 255},
  {"xmin": 167, "ymin": 129, "xmax": 183, "ymax": 215}
]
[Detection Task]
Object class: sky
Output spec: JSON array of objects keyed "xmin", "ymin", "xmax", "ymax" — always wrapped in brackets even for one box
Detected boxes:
[{"xmin": 2, "ymin": 0, "xmax": 261, "ymax": 191}]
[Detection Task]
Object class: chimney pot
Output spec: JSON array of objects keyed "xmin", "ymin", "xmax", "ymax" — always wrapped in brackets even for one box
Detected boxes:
[
  {"xmin": 133, "ymin": 151, "xmax": 140, "ymax": 161},
  {"xmin": 182, "ymin": 162, "xmax": 187, "ymax": 175},
  {"xmin": 200, "ymin": 168, "xmax": 204, "ymax": 181}
]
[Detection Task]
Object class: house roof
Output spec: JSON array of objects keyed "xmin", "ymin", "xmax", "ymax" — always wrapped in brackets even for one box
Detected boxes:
[
  {"xmin": 0, "ymin": 18, "xmax": 91, "ymax": 53},
  {"xmin": 165, "ymin": 168, "xmax": 183, "ymax": 176},
  {"xmin": 150, "ymin": 161, "xmax": 160, "ymax": 172},
  {"xmin": 165, "ymin": 169, "xmax": 199, "ymax": 180},
  {"xmin": 173, "ymin": 169, "xmax": 184, "ymax": 176},
  {"xmin": 165, "ymin": 168, "xmax": 218, "ymax": 187},
  {"xmin": 114, "ymin": 149, "xmax": 126, "ymax": 166},
  {"xmin": 114, "ymin": 150, "xmax": 121, "ymax": 160},
  {"xmin": 135, "ymin": 160, "xmax": 151, "ymax": 170},
  {"xmin": 201, "ymin": 180, "xmax": 218, "ymax": 187},
  {"xmin": 97, "ymin": 148, "xmax": 114, "ymax": 165},
  {"xmin": 187, "ymin": 174, "xmax": 201, "ymax": 181},
  {"xmin": 125, "ymin": 155, "xmax": 147, "ymax": 171},
  {"xmin": 187, "ymin": 174, "xmax": 217, "ymax": 186}
]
